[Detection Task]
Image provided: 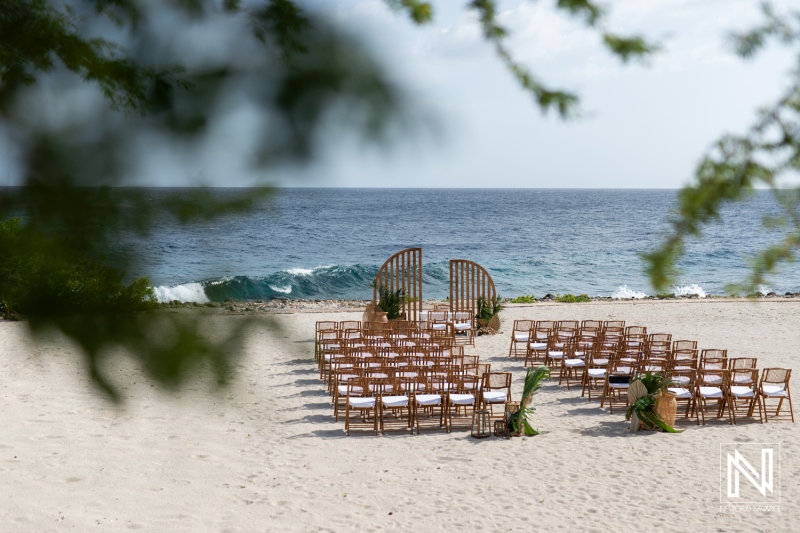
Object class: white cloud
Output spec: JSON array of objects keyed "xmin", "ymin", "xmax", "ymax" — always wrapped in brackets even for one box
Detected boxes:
[{"xmin": 500, "ymin": 2, "xmax": 596, "ymax": 62}]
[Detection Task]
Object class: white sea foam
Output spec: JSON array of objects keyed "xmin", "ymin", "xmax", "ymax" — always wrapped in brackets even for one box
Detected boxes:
[
  {"xmin": 673, "ymin": 284, "xmax": 706, "ymax": 298},
  {"xmin": 207, "ymin": 276, "xmax": 234, "ymax": 286},
  {"xmin": 269, "ymin": 285, "xmax": 292, "ymax": 294},
  {"xmin": 152, "ymin": 282, "xmax": 209, "ymax": 303},
  {"xmin": 612, "ymin": 285, "xmax": 647, "ymax": 299},
  {"xmin": 285, "ymin": 267, "xmax": 314, "ymax": 276},
  {"xmin": 284, "ymin": 265, "xmax": 334, "ymax": 276},
  {"xmin": 758, "ymin": 285, "xmax": 771, "ymax": 296}
]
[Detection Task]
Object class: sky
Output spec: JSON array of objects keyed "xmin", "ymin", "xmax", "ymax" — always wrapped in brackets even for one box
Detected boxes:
[
  {"xmin": 1, "ymin": 0, "xmax": 797, "ymax": 189},
  {"xmin": 275, "ymin": 0, "xmax": 798, "ymax": 188}
]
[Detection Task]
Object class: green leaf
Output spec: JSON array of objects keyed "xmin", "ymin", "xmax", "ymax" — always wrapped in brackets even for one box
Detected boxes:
[{"xmin": 602, "ymin": 33, "xmax": 659, "ymax": 63}]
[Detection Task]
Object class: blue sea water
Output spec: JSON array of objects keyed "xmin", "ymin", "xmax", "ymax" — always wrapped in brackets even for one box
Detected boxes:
[{"xmin": 131, "ymin": 188, "xmax": 800, "ymax": 302}]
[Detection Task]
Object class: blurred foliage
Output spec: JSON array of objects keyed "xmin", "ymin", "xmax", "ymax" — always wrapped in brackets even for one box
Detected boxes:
[
  {"xmin": 0, "ymin": 216, "xmax": 157, "ymax": 318},
  {"xmin": 645, "ymin": 2, "xmax": 800, "ymax": 293},
  {"xmin": 509, "ymin": 294, "xmax": 536, "ymax": 303},
  {"xmin": 0, "ymin": 0, "xmax": 655, "ymax": 401}
]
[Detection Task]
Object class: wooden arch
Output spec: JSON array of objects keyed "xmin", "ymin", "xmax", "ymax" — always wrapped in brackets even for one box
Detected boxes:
[
  {"xmin": 373, "ymin": 248, "xmax": 423, "ymax": 321},
  {"xmin": 449, "ymin": 259, "xmax": 496, "ymax": 316}
]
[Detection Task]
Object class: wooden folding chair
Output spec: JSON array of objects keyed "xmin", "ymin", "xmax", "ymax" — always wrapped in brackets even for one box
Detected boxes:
[
  {"xmin": 694, "ymin": 368, "xmax": 732, "ymax": 425},
  {"xmin": 759, "ymin": 368, "xmax": 794, "ymax": 422},
  {"xmin": 380, "ymin": 377, "xmax": 414, "ymax": 434},
  {"xmin": 508, "ymin": 320, "xmax": 534, "ymax": 358},
  {"xmin": 601, "ymin": 359, "xmax": 633, "ymax": 413},
  {"xmin": 729, "ymin": 368, "xmax": 762, "ymax": 424},
  {"xmin": 345, "ymin": 377, "xmax": 380, "ymax": 436},
  {"xmin": 480, "ymin": 372, "xmax": 512, "ymax": 421}
]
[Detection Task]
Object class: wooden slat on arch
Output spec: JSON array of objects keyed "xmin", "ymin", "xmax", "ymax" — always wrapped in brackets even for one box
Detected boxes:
[
  {"xmin": 373, "ymin": 248, "xmax": 423, "ymax": 321},
  {"xmin": 449, "ymin": 259, "xmax": 496, "ymax": 317}
]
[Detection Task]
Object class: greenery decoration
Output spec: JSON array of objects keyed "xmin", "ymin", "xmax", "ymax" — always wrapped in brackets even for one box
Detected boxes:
[
  {"xmin": 624, "ymin": 372, "xmax": 681, "ymax": 433},
  {"xmin": 510, "ymin": 294, "xmax": 536, "ymax": 303},
  {"xmin": 475, "ymin": 296, "xmax": 503, "ymax": 321},
  {"xmin": 374, "ymin": 282, "xmax": 406, "ymax": 320},
  {"xmin": 508, "ymin": 366, "xmax": 551, "ymax": 436}
]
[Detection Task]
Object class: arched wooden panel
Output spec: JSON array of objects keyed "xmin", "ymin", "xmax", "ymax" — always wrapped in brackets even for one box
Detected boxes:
[
  {"xmin": 373, "ymin": 248, "xmax": 422, "ymax": 321},
  {"xmin": 449, "ymin": 259, "xmax": 496, "ymax": 316}
]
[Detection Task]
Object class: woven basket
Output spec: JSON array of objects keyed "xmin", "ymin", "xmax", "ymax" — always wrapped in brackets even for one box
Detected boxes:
[
  {"xmin": 477, "ymin": 316, "xmax": 501, "ymax": 331},
  {"xmin": 654, "ymin": 390, "xmax": 678, "ymax": 428},
  {"xmin": 639, "ymin": 391, "xmax": 678, "ymax": 431}
]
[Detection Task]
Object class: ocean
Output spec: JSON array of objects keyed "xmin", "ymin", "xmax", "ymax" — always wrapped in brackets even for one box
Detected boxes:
[{"xmin": 132, "ymin": 188, "xmax": 799, "ymax": 303}]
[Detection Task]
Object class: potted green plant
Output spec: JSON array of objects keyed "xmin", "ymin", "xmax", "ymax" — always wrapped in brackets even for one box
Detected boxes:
[
  {"xmin": 475, "ymin": 296, "xmax": 503, "ymax": 330},
  {"xmin": 507, "ymin": 366, "xmax": 551, "ymax": 436},
  {"xmin": 374, "ymin": 282, "xmax": 406, "ymax": 320},
  {"xmin": 625, "ymin": 372, "xmax": 680, "ymax": 433}
]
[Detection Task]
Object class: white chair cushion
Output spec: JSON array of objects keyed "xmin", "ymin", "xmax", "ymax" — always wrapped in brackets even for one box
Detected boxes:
[
  {"xmin": 593, "ymin": 358, "xmax": 609, "ymax": 366},
  {"xmin": 514, "ymin": 332, "xmax": 530, "ymax": 341},
  {"xmin": 587, "ymin": 369, "xmax": 606, "ymax": 378},
  {"xmin": 703, "ymin": 375, "xmax": 723, "ymax": 385},
  {"xmin": 671, "ymin": 375, "xmax": 690, "ymax": 386},
  {"xmin": 699, "ymin": 386, "xmax": 723, "ymax": 398},
  {"xmin": 732, "ymin": 375, "xmax": 753, "ymax": 384},
  {"xmin": 431, "ymin": 323, "xmax": 447, "ymax": 330},
  {"xmin": 528, "ymin": 342, "xmax": 547, "ymax": 350},
  {"xmin": 762, "ymin": 385, "xmax": 787, "ymax": 397},
  {"xmin": 609, "ymin": 383, "xmax": 629, "ymax": 389},
  {"xmin": 415, "ymin": 394, "xmax": 442, "ymax": 406},
  {"xmin": 483, "ymin": 391, "xmax": 507, "ymax": 403},
  {"xmin": 454, "ymin": 322, "xmax": 471, "ymax": 331},
  {"xmin": 668, "ymin": 387, "xmax": 691, "ymax": 399},
  {"xmin": 382, "ymin": 395, "xmax": 409, "ymax": 408},
  {"xmin": 349, "ymin": 397, "xmax": 375, "ymax": 408},
  {"xmin": 339, "ymin": 385, "xmax": 363, "ymax": 395},
  {"xmin": 565, "ymin": 359, "xmax": 585, "ymax": 367},
  {"xmin": 449, "ymin": 393, "xmax": 475, "ymax": 405},
  {"xmin": 730, "ymin": 386, "xmax": 754, "ymax": 398},
  {"xmin": 548, "ymin": 351, "xmax": 565, "ymax": 359}
]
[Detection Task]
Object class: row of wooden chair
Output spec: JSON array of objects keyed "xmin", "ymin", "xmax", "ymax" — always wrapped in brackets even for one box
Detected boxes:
[
  {"xmin": 509, "ymin": 319, "xmax": 795, "ymax": 425},
  {"xmin": 315, "ymin": 319, "xmax": 468, "ymax": 365},
  {"xmin": 509, "ymin": 320, "xmax": 628, "ymax": 358},
  {"xmin": 338, "ymin": 368, "xmax": 513, "ymax": 435},
  {"xmin": 602, "ymin": 366, "xmax": 794, "ymax": 424}
]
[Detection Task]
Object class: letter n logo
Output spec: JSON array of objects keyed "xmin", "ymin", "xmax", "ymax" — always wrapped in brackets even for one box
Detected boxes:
[
  {"xmin": 720, "ymin": 443, "xmax": 780, "ymax": 503},
  {"xmin": 727, "ymin": 449, "xmax": 772, "ymax": 497}
]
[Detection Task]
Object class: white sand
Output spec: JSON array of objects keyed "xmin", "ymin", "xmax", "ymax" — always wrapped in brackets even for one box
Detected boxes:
[{"xmin": 1, "ymin": 300, "xmax": 797, "ymax": 531}]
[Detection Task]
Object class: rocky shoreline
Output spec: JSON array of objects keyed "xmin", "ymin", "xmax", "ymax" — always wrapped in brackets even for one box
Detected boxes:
[{"xmin": 156, "ymin": 291, "xmax": 800, "ymax": 314}]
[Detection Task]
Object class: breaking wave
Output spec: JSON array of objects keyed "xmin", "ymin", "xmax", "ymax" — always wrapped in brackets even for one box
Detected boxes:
[
  {"xmin": 152, "ymin": 282, "xmax": 210, "ymax": 303},
  {"xmin": 612, "ymin": 285, "xmax": 647, "ymax": 299},
  {"xmin": 673, "ymin": 284, "xmax": 707, "ymax": 298}
]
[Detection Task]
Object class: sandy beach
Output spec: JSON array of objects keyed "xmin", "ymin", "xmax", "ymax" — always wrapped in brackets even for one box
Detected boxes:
[{"xmin": 1, "ymin": 300, "xmax": 797, "ymax": 531}]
